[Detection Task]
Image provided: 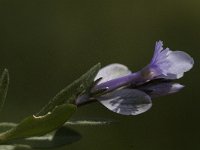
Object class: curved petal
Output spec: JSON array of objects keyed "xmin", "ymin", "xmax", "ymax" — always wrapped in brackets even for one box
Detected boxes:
[
  {"xmin": 97, "ymin": 89, "xmax": 152, "ymax": 115},
  {"xmin": 94, "ymin": 64, "xmax": 131, "ymax": 84},
  {"xmin": 138, "ymin": 81, "xmax": 184, "ymax": 98},
  {"xmin": 160, "ymin": 51, "xmax": 194, "ymax": 79},
  {"xmin": 149, "ymin": 41, "xmax": 194, "ymax": 79}
]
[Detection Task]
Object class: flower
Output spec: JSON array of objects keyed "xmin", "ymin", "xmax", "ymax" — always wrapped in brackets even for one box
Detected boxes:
[
  {"xmin": 143, "ymin": 40, "xmax": 194, "ymax": 79},
  {"xmin": 76, "ymin": 41, "xmax": 194, "ymax": 116}
]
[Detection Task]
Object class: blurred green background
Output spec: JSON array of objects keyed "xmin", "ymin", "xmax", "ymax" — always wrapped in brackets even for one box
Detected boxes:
[{"xmin": 0, "ymin": 0, "xmax": 199, "ymax": 149}]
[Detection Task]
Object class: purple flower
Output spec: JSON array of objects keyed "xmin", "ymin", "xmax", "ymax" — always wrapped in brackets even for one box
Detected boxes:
[
  {"xmin": 144, "ymin": 41, "xmax": 194, "ymax": 79},
  {"xmin": 76, "ymin": 41, "xmax": 194, "ymax": 116}
]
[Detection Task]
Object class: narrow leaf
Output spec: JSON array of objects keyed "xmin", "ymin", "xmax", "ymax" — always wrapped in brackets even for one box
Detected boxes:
[
  {"xmin": 0, "ymin": 122, "xmax": 16, "ymax": 133},
  {"xmin": 12, "ymin": 127, "xmax": 81, "ymax": 149},
  {"xmin": 0, "ymin": 145, "xmax": 31, "ymax": 150},
  {"xmin": 0, "ymin": 69, "xmax": 9, "ymax": 112},
  {"xmin": 65, "ymin": 120, "xmax": 112, "ymax": 126},
  {"xmin": 0, "ymin": 124, "xmax": 81, "ymax": 149},
  {"xmin": 37, "ymin": 63, "xmax": 101, "ymax": 116},
  {"xmin": 0, "ymin": 104, "xmax": 76, "ymax": 143},
  {"xmin": 0, "ymin": 119, "xmax": 111, "ymax": 131}
]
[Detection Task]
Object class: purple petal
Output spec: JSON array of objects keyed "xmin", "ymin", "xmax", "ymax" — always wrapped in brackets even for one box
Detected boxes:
[
  {"xmin": 160, "ymin": 51, "xmax": 194, "ymax": 79},
  {"xmin": 151, "ymin": 40, "xmax": 164, "ymax": 64},
  {"xmin": 96, "ymin": 89, "xmax": 152, "ymax": 115},
  {"xmin": 149, "ymin": 41, "xmax": 194, "ymax": 79},
  {"xmin": 94, "ymin": 63, "xmax": 131, "ymax": 84},
  {"xmin": 138, "ymin": 81, "xmax": 184, "ymax": 98}
]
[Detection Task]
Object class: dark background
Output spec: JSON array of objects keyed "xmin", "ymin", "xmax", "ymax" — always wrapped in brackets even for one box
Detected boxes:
[{"xmin": 0, "ymin": 0, "xmax": 199, "ymax": 150}]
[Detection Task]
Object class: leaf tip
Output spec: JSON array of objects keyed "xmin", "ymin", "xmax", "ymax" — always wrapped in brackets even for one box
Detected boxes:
[
  {"xmin": 1, "ymin": 68, "xmax": 9, "ymax": 81},
  {"xmin": 96, "ymin": 62, "xmax": 101, "ymax": 68}
]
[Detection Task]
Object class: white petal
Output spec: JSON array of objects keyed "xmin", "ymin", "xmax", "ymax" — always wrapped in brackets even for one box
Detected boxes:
[
  {"xmin": 170, "ymin": 83, "xmax": 184, "ymax": 93},
  {"xmin": 94, "ymin": 63, "xmax": 131, "ymax": 84},
  {"xmin": 97, "ymin": 89, "xmax": 152, "ymax": 115}
]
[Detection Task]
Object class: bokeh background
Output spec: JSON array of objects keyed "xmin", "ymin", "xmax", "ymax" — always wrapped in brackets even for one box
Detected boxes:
[{"xmin": 0, "ymin": 0, "xmax": 199, "ymax": 150}]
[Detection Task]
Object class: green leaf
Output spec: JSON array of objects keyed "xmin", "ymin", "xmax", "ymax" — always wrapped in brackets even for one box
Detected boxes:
[
  {"xmin": 37, "ymin": 63, "xmax": 101, "ymax": 116},
  {"xmin": 0, "ymin": 120, "xmax": 111, "ymax": 131},
  {"xmin": 0, "ymin": 104, "xmax": 76, "ymax": 143},
  {"xmin": 65, "ymin": 120, "xmax": 112, "ymax": 126},
  {"xmin": 0, "ymin": 145, "xmax": 31, "ymax": 150},
  {"xmin": 0, "ymin": 123, "xmax": 81, "ymax": 149},
  {"xmin": 13, "ymin": 127, "xmax": 81, "ymax": 149},
  {"xmin": 0, "ymin": 122, "xmax": 16, "ymax": 133},
  {"xmin": 0, "ymin": 69, "xmax": 9, "ymax": 112}
]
